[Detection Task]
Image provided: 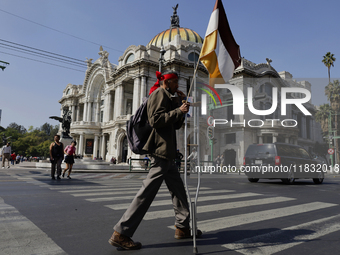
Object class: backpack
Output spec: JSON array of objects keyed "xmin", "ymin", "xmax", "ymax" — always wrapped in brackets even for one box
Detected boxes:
[{"xmin": 126, "ymin": 97, "xmax": 153, "ymax": 154}]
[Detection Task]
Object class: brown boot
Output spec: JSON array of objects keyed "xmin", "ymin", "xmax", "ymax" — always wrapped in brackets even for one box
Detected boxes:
[
  {"xmin": 174, "ymin": 227, "xmax": 202, "ymax": 239},
  {"xmin": 108, "ymin": 231, "xmax": 142, "ymax": 250}
]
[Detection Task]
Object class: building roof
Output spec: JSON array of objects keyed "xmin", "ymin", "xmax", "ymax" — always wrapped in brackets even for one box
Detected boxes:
[
  {"xmin": 147, "ymin": 27, "xmax": 203, "ymax": 48},
  {"xmin": 147, "ymin": 4, "xmax": 203, "ymax": 48}
]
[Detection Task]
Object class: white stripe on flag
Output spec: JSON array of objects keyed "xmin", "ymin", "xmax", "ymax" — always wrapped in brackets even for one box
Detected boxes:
[
  {"xmin": 205, "ymin": 9, "xmax": 219, "ymax": 36},
  {"xmin": 216, "ymin": 31, "xmax": 235, "ymax": 82}
]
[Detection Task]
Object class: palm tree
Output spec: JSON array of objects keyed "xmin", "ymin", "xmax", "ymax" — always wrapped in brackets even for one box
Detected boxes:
[
  {"xmin": 315, "ymin": 104, "xmax": 331, "ymax": 133},
  {"xmin": 325, "ymin": 80, "xmax": 340, "ymax": 163},
  {"xmin": 322, "ymin": 52, "xmax": 336, "ymax": 83}
]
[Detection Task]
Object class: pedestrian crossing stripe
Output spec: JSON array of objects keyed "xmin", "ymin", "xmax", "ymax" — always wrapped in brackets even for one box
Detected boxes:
[
  {"xmin": 86, "ymin": 189, "xmax": 235, "ymax": 202},
  {"xmin": 168, "ymin": 202, "xmax": 338, "ymax": 232},
  {"xmin": 59, "ymin": 186, "xmax": 210, "ymax": 194},
  {"xmin": 0, "ymin": 197, "xmax": 66, "ymax": 254},
  {"xmin": 105, "ymin": 192, "xmax": 262, "ymax": 210},
  {"xmin": 143, "ymin": 196, "xmax": 296, "ymax": 220},
  {"xmin": 68, "ymin": 187, "xmax": 211, "ymax": 197},
  {"xmin": 222, "ymin": 214, "xmax": 340, "ymax": 254}
]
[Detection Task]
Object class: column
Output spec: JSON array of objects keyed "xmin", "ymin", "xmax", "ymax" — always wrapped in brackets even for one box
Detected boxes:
[
  {"xmin": 132, "ymin": 77, "xmax": 141, "ymax": 113},
  {"xmin": 76, "ymin": 104, "xmax": 80, "ymax": 121},
  {"xmin": 285, "ymin": 135, "xmax": 289, "ymax": 144},
  {"xmin": 272, "ymin": 133, "xmax": 278, "ymax": 143},
  {"xmin": 100, "ymin": 135, "xmax": 106, "ymax": 160},
  {"xmin": 93, "ymin": 134, "xmax": 99, "ymax": 159},
  {"xmin": 71, "ymin": 105, "xmax": 76, "ymax": 122},
  {"xmin": 83, "ymin": 102, "xmax": 88, "ymax": 122},
  {"xmin": 75, "ymin": 137, "xmax": 80, "ymax": 154},
  {"xmin": 79, "ymin": 134, "xmax": 84, "ymax": 156},
  {"xmin": 94, "ymin": 100, "xmax": 99, "ymax": 123},
  {"xmin": 103, "ymin": 93, "xmax": 110, "ymax": 123},
  {"xmin": 140, "ymin": 76, "xmax": 146, "ymax": 103},
  {"xmin": 114, "ymin": 85, "xmax": 123, "ymax": 119},
  {"xmin": 87, "ymin": 102, "xmax": 92, "ymax": 122},
  {"xmin": 108, "ymin": 93, "xmax": 112, "ymax": 121},
  {"xmin": 258, "ymin": 135, "xmax": 263, "ymax": 144}
]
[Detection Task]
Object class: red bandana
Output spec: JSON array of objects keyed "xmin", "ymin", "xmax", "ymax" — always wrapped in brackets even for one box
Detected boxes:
[{"xmin": 149, "ymin": 71, "xmax": 178, "ymax": 95}]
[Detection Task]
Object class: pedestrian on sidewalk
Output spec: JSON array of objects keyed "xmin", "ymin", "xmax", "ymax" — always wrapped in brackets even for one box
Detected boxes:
[
  {"xmin": 62, "ymin": 141, "xmax": 76, "ymax": 179},
  {"xmin": 10, "ymin": 152, "xmax": 16, "ymax": 165},
  {"xmin": 49, "ymin": 135, "xmax": 64, "ymax": 180},
  {"xmin": 108, "ymin": 71, "xmax": 201, "ymax": 250},
  {"xmin": 1, "ymin": 142, "xmax": 11, "ymax": 169}
]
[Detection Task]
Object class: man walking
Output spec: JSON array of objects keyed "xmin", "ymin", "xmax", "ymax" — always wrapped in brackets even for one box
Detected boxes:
[
  {"xmin": 108, "ymin": 71, "xmax": 201, "ymax": 250},
  {"xmin": 2, "ymin": 142, "xmax": 11, "ymax": 169}
]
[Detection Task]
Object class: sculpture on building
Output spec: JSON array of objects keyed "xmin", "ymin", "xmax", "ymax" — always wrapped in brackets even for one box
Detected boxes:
[
  {"xmin": 98, "ymin": 46, "xmax": 109, "ymax": 68},
  {"xmin": 85, "ymin": 57, "xmax": 93, "ymax": 69},
  {"xmin": 170, "ymin": 4, "xmax": 180, "ymax": 28},
  {"xmin": 266, "ymin": 58, "xmax": 272, "ymax": 66},
  {"xmin": 49, "ymin": 109, "xmax": 72, "ymax": 139}
]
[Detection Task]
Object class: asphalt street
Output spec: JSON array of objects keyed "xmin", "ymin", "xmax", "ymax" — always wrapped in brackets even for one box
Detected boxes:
[{"xmin": 1, "ymin": 165, "xmax": 340, "ymax": 255}]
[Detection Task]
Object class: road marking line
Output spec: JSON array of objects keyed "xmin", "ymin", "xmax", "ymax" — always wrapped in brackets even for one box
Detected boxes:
[
  {"xmin": 0, "ymin": 197, "xmax": 66, "ymax": 254},
  {"xmin": 87, "ymin": 189, "xmax": 234, "ymax": 202},
  {"xmin": 168, "ymin": 202, "xmax": 338, "ymax": 232},
  {"xmin": 222, "ymin": 214, "xmax": 340, "ymax": 254},
  {"xmin": 144, "ymin": 197, "xmax": 295, "ymax": 220},
  {"xmin": 60, "ymin": 186, "xmax": 210, "ymax": 194},
  {"xmin": 69, "ymin": 187, "xmax": 211, "ymax": 197},
  {"xmin": 105, "ymin": 192, "xmax": 262, "ymax": 210}
]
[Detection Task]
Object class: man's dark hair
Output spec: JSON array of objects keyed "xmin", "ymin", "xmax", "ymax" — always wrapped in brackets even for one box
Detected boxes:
[{"xmin": 54, "ymin": 134, "xmax": 60, "ymax": 139}]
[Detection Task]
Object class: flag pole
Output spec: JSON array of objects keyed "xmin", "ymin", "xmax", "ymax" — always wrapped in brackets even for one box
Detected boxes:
[{"xmin": 185, "ymin": 62, "xmax": 200, "ymax": 103}]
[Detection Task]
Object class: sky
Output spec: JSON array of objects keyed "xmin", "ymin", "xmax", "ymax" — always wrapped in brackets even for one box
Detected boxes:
[{"xmin": 0, "ymin": 0, "xmax": 339, "ymax": 129}]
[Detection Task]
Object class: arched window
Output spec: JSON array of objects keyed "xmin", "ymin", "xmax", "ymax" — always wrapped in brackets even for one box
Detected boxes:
[
  {"xmin": 188, "ymin": 52, "xmax": 200, "ymax": 62},
  {"xmin": 66, "ymin": 88, "xmax": 71, "ymax": 95},
  {"xmin": 125, "ymin": 53, "xmax": 135, "ymax": 64}
]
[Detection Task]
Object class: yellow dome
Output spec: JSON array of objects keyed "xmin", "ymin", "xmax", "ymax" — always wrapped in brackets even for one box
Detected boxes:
[{"xmin": 147, "ymin": 27, "xmax": 203, "ymax": 48}]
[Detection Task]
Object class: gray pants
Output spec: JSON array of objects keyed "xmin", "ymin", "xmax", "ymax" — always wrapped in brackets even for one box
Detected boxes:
[
  {"xmin": 51, "ymin": 158, "xmax": 63, "ymax": 177},
  {"xmin": 114, "ymin": 156, "xmax": 190, "ymax": 237}
]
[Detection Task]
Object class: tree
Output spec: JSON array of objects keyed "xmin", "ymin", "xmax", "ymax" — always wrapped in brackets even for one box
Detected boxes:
[
  {"xmin": 7, "ymin": 122, "xmax": 27, "ymax": 135},
  {"xmin": 315, "ymin": 104, "xmax": 331, "ymax": 133},
  {"xmin": 325, "ymin": 80, "xmax": 340, "ymax": 163},
  {"xmin": 322, "ymin": 52, "xmax": 336, "ymax": 83}
]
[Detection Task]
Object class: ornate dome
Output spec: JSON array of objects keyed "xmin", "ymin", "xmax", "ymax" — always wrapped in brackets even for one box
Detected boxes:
[
  {"xmin": 147, "ymin": 27, "xmax": 203, "ymax": 48},
  {"xmin": 147, "ymin": 4, "xmax": 203, "ymax": 48}
]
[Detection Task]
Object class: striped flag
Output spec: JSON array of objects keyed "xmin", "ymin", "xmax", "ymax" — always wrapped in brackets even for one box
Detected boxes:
[{"xmin": 199, "ymin": 0, "xmax": 241, "ymax": 86}]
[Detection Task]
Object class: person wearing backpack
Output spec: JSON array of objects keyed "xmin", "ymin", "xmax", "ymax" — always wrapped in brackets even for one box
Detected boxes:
[
  {"xmin": 109, "ymin": 71, "xmax": 201, "ymax": 250},
  {"xmin": 49, "ymin": 135, "xmax": 64, "ymax": 180}
]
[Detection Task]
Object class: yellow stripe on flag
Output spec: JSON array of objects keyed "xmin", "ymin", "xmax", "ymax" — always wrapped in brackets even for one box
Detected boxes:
[{"xmin": 199, "ymin": 30, "xmax": 217, "ymax": 58}]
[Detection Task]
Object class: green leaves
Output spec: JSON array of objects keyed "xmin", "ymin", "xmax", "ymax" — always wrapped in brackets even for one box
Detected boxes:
[{"xmin": 1, "ymin": 122, "xmax": 59, "ymax": 157}]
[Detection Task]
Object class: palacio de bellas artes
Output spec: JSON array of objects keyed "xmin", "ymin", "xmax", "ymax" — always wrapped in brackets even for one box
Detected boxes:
[{"xmin": 58, "ymin": 6, "xmax": 323, "ymax": 168}]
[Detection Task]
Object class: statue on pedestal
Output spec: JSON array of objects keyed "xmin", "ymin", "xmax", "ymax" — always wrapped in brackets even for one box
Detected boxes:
[{"xmin": 49, "ymin": 109, "xmax": 72, "ymax": 139}]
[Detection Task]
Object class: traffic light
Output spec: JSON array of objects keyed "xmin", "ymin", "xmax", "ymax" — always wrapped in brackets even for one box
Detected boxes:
[{"xmin": 207, "ymin": 126, "xmax": 214, "ymax": 140}]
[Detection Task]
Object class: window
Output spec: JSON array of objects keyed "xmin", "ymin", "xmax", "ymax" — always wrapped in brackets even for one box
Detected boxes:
[
  {"xmin": 260, "ymin": 83, "xmax": 274, "ymax": 98},
  {"xmin": 66, "ymin": 88, "xmax": 71, "ymax": 95},
  {"xmin": 100, "ymin": 111, "xmax": 104, "ymax": 123},
  {"xmin": 225, "ymin": 133, "xmax": 236, "ymax": 144},
  {"xmin": 188, "ymin": 52, "xmax": 200, "ymax": 62},
  {"xmin": 101, "ymin": 100, "xmax": 104, "ymax": 106},
  {"xmin": 125, "ymin": 53, "xmax": 135, "ymax": 64}
]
